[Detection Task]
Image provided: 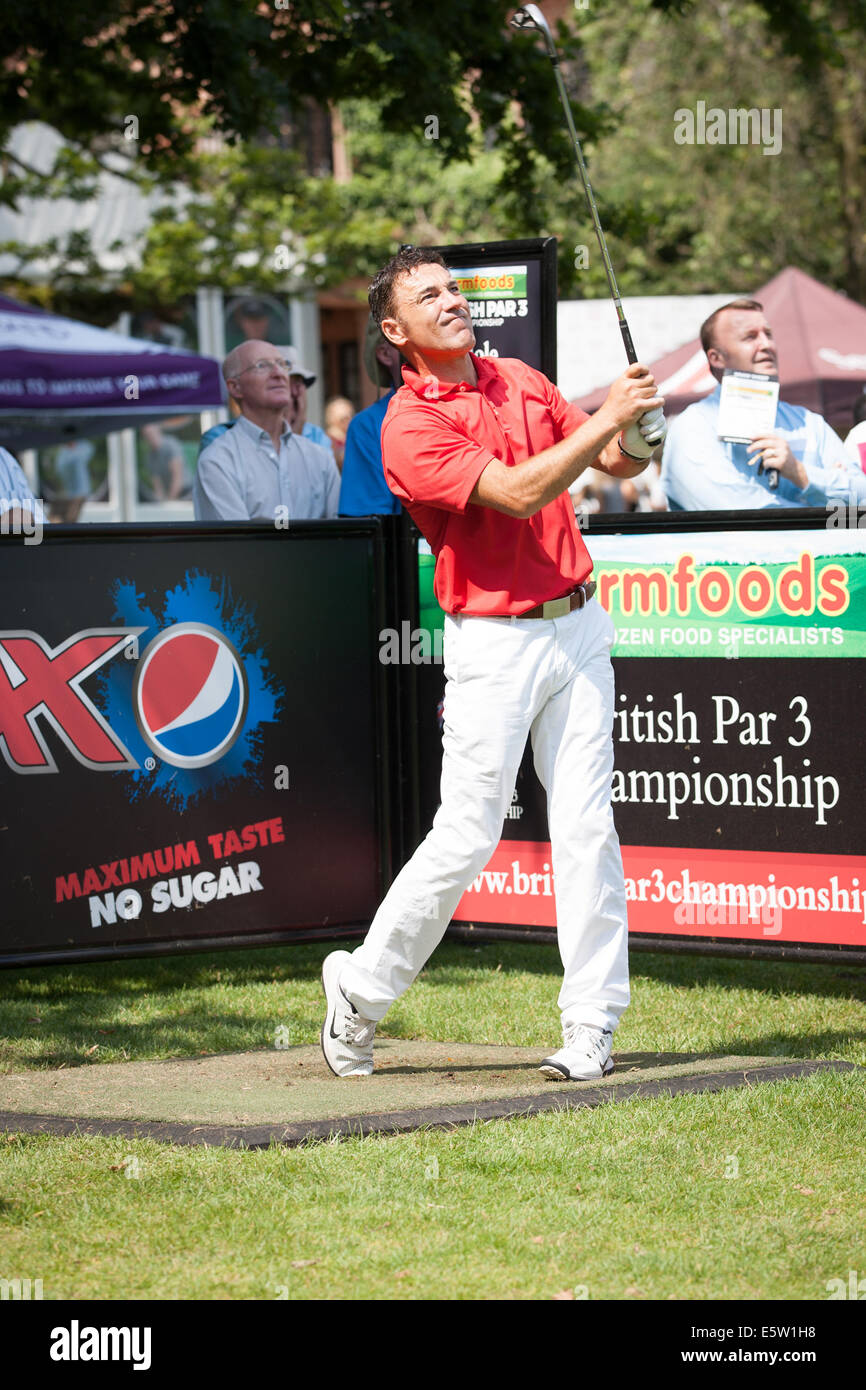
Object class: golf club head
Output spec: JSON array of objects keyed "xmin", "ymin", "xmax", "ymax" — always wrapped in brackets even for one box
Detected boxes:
[{"xmin": 510, "ymin": 5, "xmax": 552, "ymax": 40}]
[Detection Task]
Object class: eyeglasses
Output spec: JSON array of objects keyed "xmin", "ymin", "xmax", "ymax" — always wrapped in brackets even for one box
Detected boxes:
[{"xmin": 234, "ymin": 358, "xmax": 293, "ymax": 377}]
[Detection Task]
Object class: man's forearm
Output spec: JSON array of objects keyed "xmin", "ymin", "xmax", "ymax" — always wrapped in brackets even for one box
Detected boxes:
[
  {"xmin": 471, "ymin": 408, "xmax": 622, "ymax": 518},
  {"xmin": 471, "ymin": 364, "xmax": 662, "ymax": 518},
  {"xmin": 513, "ymin": 411, "xmax": 627, "ymax": 514},
  {"xmin": 595, "ymin": 436, "xmax": 653, "ymax": 480}
]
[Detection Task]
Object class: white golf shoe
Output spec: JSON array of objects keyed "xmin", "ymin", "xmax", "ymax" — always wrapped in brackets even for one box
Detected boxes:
[
  {"xmin": 539, "ymin": 1024, "xmax": 614, "ymax": 1081},
  {"xmin": 320, "ymin": 950, "xmax": 376, "ymax": 1077}
]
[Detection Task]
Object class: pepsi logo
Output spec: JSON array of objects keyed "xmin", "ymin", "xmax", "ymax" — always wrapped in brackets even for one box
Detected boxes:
[{"xmin": 132, "ymin": 623, "xmax": 249, "ymax": 769}]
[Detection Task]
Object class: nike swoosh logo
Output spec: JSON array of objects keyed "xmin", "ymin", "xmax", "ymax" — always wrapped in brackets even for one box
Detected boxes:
[{"xmin": 329, "ymin": 984, "xmax": 357, "ymax": 1040}]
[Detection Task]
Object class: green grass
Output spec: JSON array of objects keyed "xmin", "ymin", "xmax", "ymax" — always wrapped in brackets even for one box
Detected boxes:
[
  {"xmin": 0, "ymin": 941, "xmax": 864, "ymax": 1299},
  {"xmin": 1, "ymin": 941, "xmax": 864, "ymax": 1070}
]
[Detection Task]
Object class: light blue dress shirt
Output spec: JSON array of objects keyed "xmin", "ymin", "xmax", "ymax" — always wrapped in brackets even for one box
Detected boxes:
[
  {"xmin": 0, "ymin": 447, "xmax": 42, "ymax": 518},
  {"xmin": 197, "ymin": 418, "xmax": 332, "ymax": 456},
  {"xmin": 193, "ymin": 414, "xmax": 340, "ymax": 521},
  {"xmin": 660, "ymin": 386, "xmax": 866, "ymax": 510},
  {"xmin": 302, "ymin": 421, "xmax": 332, "ymax": 453}
]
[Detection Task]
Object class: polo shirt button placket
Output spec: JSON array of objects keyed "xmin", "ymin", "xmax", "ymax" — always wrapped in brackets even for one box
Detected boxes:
[{"xmin": 485, "ymin": 400, "xmax": 511, "ymax": 449}]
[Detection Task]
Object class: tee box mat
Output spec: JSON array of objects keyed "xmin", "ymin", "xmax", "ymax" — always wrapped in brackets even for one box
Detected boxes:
[{"xmin": 0, "ymin": 1046, "xmax": 852, "ymax": 1148}]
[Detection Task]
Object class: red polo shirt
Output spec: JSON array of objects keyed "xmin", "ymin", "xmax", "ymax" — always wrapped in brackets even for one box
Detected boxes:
[{"xmin": 381, "ymin": 355, "xmax": 594, "ymax": 615}]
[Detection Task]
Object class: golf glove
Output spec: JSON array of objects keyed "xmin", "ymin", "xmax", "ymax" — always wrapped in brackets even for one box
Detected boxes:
[{"xmin": 620, "ymin": 406, "xmax": 667, "ymax": 458}]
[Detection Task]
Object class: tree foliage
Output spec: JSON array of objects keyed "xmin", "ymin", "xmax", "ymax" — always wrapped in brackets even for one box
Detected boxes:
[
  {"xmin": 575, "ymin": 0, "xmax": 866, "ymax": 299},
  {"xmin": 128, "ymin": 103, "xmax": 510, "ymax": 307},
  {"xmin": 0, "ymin": 0, "xmax": 599, "ymax": 314},
  {"xmin": 0, "ymin": 2, "xmax": 591, "ymax": 204},
  {"xmin": 1, "ymin": 0, "xmax": 863, "ymax": 314}
]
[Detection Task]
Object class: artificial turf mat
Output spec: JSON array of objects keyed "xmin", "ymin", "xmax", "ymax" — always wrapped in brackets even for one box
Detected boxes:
[{"xmin": 0, "ymin": 1041, "xmax": 854, "ymax": 1147}]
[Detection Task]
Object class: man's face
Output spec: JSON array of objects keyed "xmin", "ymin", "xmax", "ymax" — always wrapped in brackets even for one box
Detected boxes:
[
  {"xmin": 239, "ymin": 313, "xmax": 270, "ymax": 340},
  {"xmin": 375, "ymin": 340, "xmax": 403, "ymax": 387},
  {"xmin": 228, "ymin": 340, "xmax": 292, "ymax": 412},
  {"xmin": 286, "ymin": 374, "xmax": 307, "ymax": 425},
  {"xmin": 707, "ymin": 310, "xmax": 778, "ymax": 377},
  {"xmin": 382, "ymin": 264, "xmax": 475, "ymax": 362}
]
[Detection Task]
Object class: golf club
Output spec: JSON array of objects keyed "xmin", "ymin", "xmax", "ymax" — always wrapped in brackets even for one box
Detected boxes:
[{"xmin": 511, "ymin": 4, "xmax": 665, "ymax": 444}]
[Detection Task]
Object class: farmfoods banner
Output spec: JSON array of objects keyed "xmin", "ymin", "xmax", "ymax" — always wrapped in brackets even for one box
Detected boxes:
[
  {"xmin": 593, "ymin": 528, "xmax": 866, "ymax": 659},
  {"xmin": 450, "ymin": 263, "xmax": 534, "ymax": 363},
  {"xmin": 424, "ymin": 526, "xmax": 866, "ymax": 951}
]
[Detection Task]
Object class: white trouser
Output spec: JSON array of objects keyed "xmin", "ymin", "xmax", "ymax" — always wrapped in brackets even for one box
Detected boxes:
[{"xmin": 342, "ymin": 598, "xmax": 629, "ymax": 1034}]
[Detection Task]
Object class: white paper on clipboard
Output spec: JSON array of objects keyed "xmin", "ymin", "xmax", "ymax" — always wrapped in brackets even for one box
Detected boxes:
[{"xmin": 717, "ymin": 370, "xmax": 780, "ymax": 444}]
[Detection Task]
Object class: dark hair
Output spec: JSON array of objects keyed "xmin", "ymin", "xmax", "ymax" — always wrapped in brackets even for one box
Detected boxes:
[
  {"xmin": 368, "ymin": 247, "xmax": 448, "ymax": 328},
  {"xmin": 700, "ymin": 299, "xmax": 764, "ymax": 355},
  {"xmin": 853, "ymin": 391, "xmax": 866, "ymax": 428}
]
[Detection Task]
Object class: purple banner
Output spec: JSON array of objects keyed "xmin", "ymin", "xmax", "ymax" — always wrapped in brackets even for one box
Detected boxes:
[
  {"xmin": 0, "ymin": 293, "xmax": 224, "ymax": 446},
  {"xmin": 0, "ymin": 350, "xmax": 222, "ymax": 413}
]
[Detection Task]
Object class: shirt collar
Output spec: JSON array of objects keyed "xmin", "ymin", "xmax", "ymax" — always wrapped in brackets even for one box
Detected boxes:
[
  {"xmin": 237, "ymin": 412, "xmax": 292, "ymax": 444},
  {"xmin": 401, "ymin": 354, "xmax": 494, "ymax": 400}
]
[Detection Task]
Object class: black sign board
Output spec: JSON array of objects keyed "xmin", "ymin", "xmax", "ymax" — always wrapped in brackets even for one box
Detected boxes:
[
  {"xmin": 431, "ymin": 237, "xmax": 558, "ymax": 381},
  {"xmin": 0, "ymin": 522, "xmax": 390, "ymax": 966},
  {"xmin": 412, "ymin": 511, "xmax": 866, "ymax": 960}
]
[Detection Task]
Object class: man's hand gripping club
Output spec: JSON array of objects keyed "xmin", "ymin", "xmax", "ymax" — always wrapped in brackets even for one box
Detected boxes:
[
  {"xmin": 470, "ymin": 363, "xmax": 664, "ymax": 518},
  {"xmin": 596, "ymin": 364, "xmax": 666, "ymax": 467},
  {"xmin": 612, "ymin": 366, "xmax": 667, "ymax": 459}
]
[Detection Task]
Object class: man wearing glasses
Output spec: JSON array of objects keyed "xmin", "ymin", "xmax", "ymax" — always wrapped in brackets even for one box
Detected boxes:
[{"xmin": 193, "ymin": 340, "xmax": 341, "ymax": 521}]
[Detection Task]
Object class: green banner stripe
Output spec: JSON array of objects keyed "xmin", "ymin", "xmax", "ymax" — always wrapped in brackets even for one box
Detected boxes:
[{"xmin": 418, "ymin": 551, "xmax": 866, "ymax": 658}]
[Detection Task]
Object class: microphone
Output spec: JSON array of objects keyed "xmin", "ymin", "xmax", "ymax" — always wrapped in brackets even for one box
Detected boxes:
[{"xmin": 756, "ymin": 454, "xmax": 779, "ymax": 490}]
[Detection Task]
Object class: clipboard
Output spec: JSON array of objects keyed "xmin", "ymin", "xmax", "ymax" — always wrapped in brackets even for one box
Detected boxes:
[{"xmin": 717, "ymin": 370, "xmax": 780, "ymax": 444}]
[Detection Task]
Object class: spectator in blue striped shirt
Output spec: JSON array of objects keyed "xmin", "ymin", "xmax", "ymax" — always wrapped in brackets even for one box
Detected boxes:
[
  {"xmin": 193, "ymin": 342, "xmax": 340, "ymax": 522},
  {"xmin": 198, "ymin": 347, "xmax": 332, "ymax": 457}
]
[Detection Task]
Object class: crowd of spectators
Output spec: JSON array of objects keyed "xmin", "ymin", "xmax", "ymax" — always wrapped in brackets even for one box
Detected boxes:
[
  {"xmin": 187, "ymin": 298, "xmax": 866, "ymax": 523},
  {"xmin": 3, "ymin": 297, "xmax": 866, "ymax": 532}
]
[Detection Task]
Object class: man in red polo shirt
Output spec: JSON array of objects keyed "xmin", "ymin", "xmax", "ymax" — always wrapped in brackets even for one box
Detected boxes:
[{"xmin": 321, "ymin": 247, "xmax": 664, "ymax": 1081}]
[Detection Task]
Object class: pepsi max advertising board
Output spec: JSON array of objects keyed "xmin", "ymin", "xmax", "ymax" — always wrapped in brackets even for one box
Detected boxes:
[{"xmin": 0, "ymin": 522, "xmax": 389, "ymax": 966}]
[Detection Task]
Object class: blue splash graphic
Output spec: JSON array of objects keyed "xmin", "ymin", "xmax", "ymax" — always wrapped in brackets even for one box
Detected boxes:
[{"xmin": 97, "ymin": 571, "xmax": 283, "ymax": 810}]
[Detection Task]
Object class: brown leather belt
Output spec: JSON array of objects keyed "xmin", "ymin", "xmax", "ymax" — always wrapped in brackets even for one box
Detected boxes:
[{"xmin": 516, "ymin": 581, "xmax": 596, "ymax": 620}]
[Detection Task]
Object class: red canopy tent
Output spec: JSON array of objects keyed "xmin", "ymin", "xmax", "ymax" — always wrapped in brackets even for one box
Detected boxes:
[{"xmin": 572, "ymin": 267, "xmax": 866, "ymax": 434}]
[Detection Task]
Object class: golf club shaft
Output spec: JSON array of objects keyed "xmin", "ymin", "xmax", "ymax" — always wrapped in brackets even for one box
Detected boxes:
[
  {"xmin": 547, "ymin": 55, "xmax": 637, "ymax": 365},
  {"xmin": 515, "ymin": 6, "xmax": 638, "ymax": 365}
]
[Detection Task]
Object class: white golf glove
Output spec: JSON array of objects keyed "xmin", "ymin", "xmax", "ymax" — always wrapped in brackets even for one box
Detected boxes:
[
  {"xmin": 638, "ymin": 405, "xmax": 667, "ymax": 445},
  {"xmin": 620, "ymin": 406, "xmax": 667, "ymax": 458}
]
